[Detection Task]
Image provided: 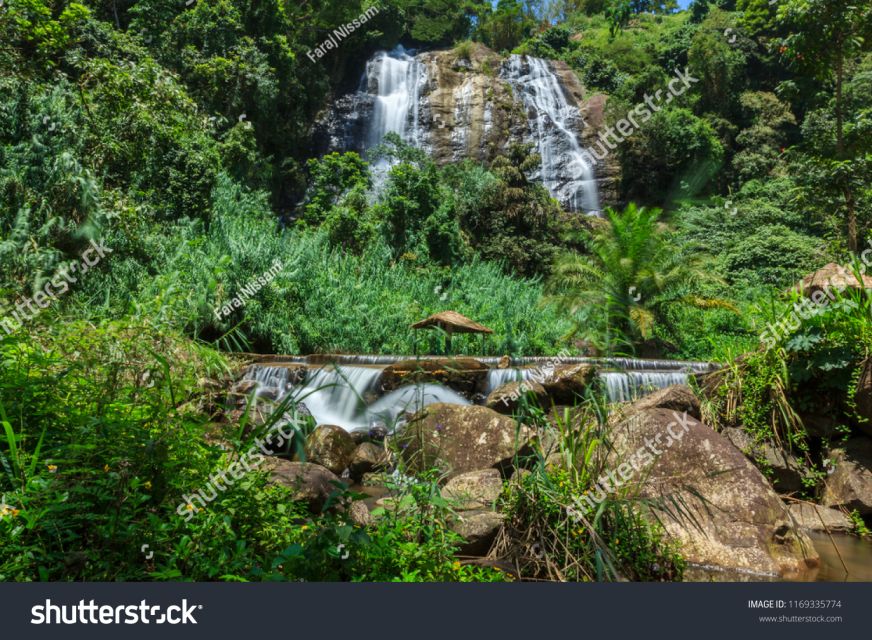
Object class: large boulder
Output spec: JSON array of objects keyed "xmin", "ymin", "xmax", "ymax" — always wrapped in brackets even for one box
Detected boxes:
[
  {"xmin": 856, "ymin": 358, "xmax": 872, "ymax": 437},
  {"xmin": 539, "ymin": 364, "xmax": 596, "ymax": 404},
  {"xmin": 348, "ymin": 442, "xmax": 390, "ymax": 482},
  {"xmin": 379, "ymin": 357, "xmax": 489, "ymax": 398},
  {"xmin": 722, "ymin": 428, "xmax": 805, "ymax": 494},
  {"xmin": 441, "ymin": 468, "xmax": 503, "ymax": 510},
  {"xmin": 787, "ymin": 503, "xmax": 854, "ymax": 534},
  {"xmin": 263, "ymin": 459, "xmax": 345, "ymax": 512},
  {"xmin": 821, "ymin": 438, "xmax": 872, "ymax": 516},
  {"xmin": 622, "ymin": 384, "xmax": 701, "ymax": 420},
  {"xmin": 485, "ymin": 381, "xmax": 548, "ymax": 414},
  {"xmin": 607, "ymin": 408, "xmax": 818, "ymax": 578},
  {"xmin": 397, "ymin": 403, "xmax": 534, "ymax": 479},
  {"xmin": 450, "ymin": 510, "xmax": 504, "ymax": 556},
  {"xmin": 305, "ymin": 425, "xmax": 356, "ymax": 475}
]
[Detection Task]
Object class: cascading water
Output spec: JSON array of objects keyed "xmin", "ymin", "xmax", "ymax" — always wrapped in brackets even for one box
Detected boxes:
[
  {"xmin": 244, "ymin": 364, "xmax": 469, "ymax": 432},
  {"xmin": 485, "ymin": 368, "xmax": 534, "ymax": 395},
  {"xmin": 364, "ymin": 46, "xmax": 427, "ymax": 150},
  {"xmin": 600, "ymin": 371, "xmax": 690, "ymax": 403},
  {"xmin": 243, "ymin": 365, "xmax": 296, "ymax": 397},
  {"xmin": 485, "ymin": 365, "xmax": 693, "ymax": 402},
  {"xmin": 243, "ymin": 358, "xmax": 716, "ymax": 431},
  {"xmin": 502, "ymin": 55, "xmax": 599, "ymax": 213}
]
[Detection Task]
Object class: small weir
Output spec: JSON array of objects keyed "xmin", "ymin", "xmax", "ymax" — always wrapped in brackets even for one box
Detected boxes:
[{"xmin": 242, "ymin": 356, "xmax": 718, "ymax": 432}]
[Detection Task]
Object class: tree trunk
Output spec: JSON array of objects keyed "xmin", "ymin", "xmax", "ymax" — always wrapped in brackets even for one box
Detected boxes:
[
  {"xmin": 835, "ymin": 55, "xmax": 844, "ymax": 156},
  {"xmin": 845, "ymin": 185, "xmax": 858, "ymax": 253}
]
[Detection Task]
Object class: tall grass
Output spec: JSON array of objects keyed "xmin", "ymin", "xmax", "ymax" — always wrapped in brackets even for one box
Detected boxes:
[{"xmin": 106, "ymin": 175, "xmax": 573, "ymax": 356}]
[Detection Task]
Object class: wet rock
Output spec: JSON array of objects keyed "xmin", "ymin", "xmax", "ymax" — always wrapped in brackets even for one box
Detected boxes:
[
  {"xmin": 398, "ymin": 403, "xmax": 534, "ymax": 480},
  {"xmin": 361, "ymin": 472, "xmax": 390, "ymax": 487},
  {"xmin": 263, "ymin": 459, "xmax": 345, "ymax": 512},
  {"xmin": 722, "ymin": 428, "xmax": 805, "ymax": 494},
  {"xmin": 539, "ymin": 364, "xmax": 597, "ymax": 404},
  {"xmin": 380, "ymin": 357, "xmax": 489, "ymax": 398},
  {"xmin": 485, "ymin": 381, "xmax": 548, "ymax": 414},
  {"xmin": 346, "ymin": 500, "xmax": 373, "ymax": 527},
  {"xmin": 607, "ymin": 409, "xmax": 819, "ymax": 577},
  {"xmin": 305, "ymin": 425, "xmax": 356, "ymax": 475},
  {"xmin": 822, "ymin": 438, "xmax": 872, "ymax": 516},
  {"xmin": 441, "ymin": 469, "xmax": 503, "ymax": 510},
  {"xmin": 450, "ymin": 510, "xmax": 504, "ymax": 556},
  {"xmin": 623, "ymin": 384, "xmax": 701, "ymax": 420},
  {"xmin": 787, "ymin": 503, "xmax": 854, "ymax": 534},
  {"xmin": 349, "ymin": 442, "xmax": 390, "ymax": 482}
]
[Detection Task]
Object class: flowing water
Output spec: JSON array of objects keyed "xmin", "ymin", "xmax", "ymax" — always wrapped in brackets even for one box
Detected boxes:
[
  {"xmin": 244, "ymin": 356, "xmax": 712, "ymax": 430},
  {"xmin": 330, "ymin": 48, "xmax": 600, "ymax": 212},
  {"xmin": 243, "ymin": 364, "xmax": 469, "ymax": 432},
  {"xmin": 364, "ymin": 46, "xmax": 427, "ymax": 151},
  {"xmin": 502, "ymin": 54, "xmax": 600, "ymax": 213}
]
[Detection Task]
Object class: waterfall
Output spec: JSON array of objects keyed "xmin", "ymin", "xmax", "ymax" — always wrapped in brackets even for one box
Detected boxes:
[
  {"xmin": 242, "ymin": 365, "xmax": 296, "ymax": 397},
  {"xmin": 243, "ymin": 359, "xmax": 716, "ymax": 431},
  {"xmin": 289, "ymin": 366, "xmax": 383, "ymax": 431},
  {"xmin": 600, "ymin": 371, "xmax": 690, "ymax": 403},
  {"xmin": 364, "ymin": 46, "xmax": 427, "ymax": 150},
  {"xmin": 366, "ymin": 384, "xmax": 470, "ymax": 428},
  {"xmin": 245, "ymin": 364, "xmax": 469, "ymax": 432},
  {"xmin": 485, "ymin": 368, "xmax": 534, "ymax": 394},
  {"xmin": 502, "ymin": 54, "xmax": 599, "ymax": 213}
]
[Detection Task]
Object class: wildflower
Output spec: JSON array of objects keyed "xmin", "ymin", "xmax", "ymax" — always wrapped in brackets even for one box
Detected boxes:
[
  {"xmin": 47, "ymin": 464, "xmax": 58, "ymax": 473},
  {"xmin": 452, "ymin": 561, "xmax": 461, "ymax": 571},
  {"xmin": 143, "ymin": 481, "xmax": 152, "ymax": 491},
  {"xmin": 185, "ymin": 504, "xmax": 195, "ymax": 511},
  {"xmin": 103, "ymin": 464, "xmax": 110, "ymax": 472},
  {"xmin": 0, "ymin": 502, "xmax": 20, "ymax": 518},
  {"xmin": 300, "ymin": 525, "xmax": 309, "ymax": 532}
]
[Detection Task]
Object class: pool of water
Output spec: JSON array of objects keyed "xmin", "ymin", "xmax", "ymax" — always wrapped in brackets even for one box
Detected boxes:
[{"xmin": 808, "ymin": 532, "xmax": 872, "ymax": 582}]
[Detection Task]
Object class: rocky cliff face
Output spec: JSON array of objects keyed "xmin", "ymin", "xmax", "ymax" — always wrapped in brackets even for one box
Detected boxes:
[{"xmin": 314, "ymin": 43, "xmax": 620, "ymax": 212}]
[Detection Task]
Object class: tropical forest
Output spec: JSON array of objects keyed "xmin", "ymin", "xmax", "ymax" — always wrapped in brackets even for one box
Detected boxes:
[{"xmin": 1, "ymin": 0, "xmax": 871, "ymax": 583}]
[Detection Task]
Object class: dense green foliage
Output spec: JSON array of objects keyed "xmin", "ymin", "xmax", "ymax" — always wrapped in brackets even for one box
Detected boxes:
[{"xmin": 1, "ymin": 0, "xmax": 871, "ymax": 582}]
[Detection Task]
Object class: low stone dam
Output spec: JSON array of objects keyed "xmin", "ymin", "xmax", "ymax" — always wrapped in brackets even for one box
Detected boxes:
[{"xmin": 241, "ymin": 355, "xmax": 717, "ymax": 433}]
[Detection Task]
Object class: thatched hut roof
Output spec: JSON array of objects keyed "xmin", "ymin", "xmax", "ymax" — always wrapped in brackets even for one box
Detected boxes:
[
  {"xmin": 411, "ymin": 310, "xmax": 493, "ymax": 334},
  {"xmin": 790, "ymin": 263, "xmax": 872, "ymax": 297}
]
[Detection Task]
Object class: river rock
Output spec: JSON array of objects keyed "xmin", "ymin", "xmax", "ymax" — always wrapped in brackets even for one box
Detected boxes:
[
  {"xmin": 349, "ymin": 442, "xmax": 389, "ymax": 481},
  {"xmin": 263, "ymin": 459, "xmax": 345, "ymax": 512},
  {"xmin": 346, "ymin": 500, "xmax": 373, "ymax": 527},
  {"xmin": 722, "ymin": 428, "xmax": 805, "ymax": 494},
  {"xmin": 821, "ymin": 438, "xmax": 872, "ymax": 516},
  {"xmin": 485, "ymin": 381, "xmax": 548, "ymax": 414},
  {"xmin": 539, "ymin": 364, "xmax": 597, "ymax": 404},
  {"xmin": 441, "ymin": 469, "xmax": 503, "ymax": 510},
  {"xmin": 398, "ymin": 403, "xmax": 534, "ymax": 479},
  {"xmin": 607, "ymin": 408, "xmax": 819, "ymax": 577},
  {"xmin": 305, "ymin": 425, "xmax": 356, "ymax": 475},
  {"xmin": 856, "ymin": 358, "xmax": 872, "ymax": 436},
  {"xmin": 787, "ymin": 503, "xmax": 854, "ymax": 534},
  {"xmin": 450, "ymin": 510, "xmax": 504, "ymax": 556},
  {"xmin": 380, "ymin": 357, "xmax": 489, "ymax": 397},
  {"xmin": 623, "ymin": 384, "xmax": 701, "ymax": 420}
]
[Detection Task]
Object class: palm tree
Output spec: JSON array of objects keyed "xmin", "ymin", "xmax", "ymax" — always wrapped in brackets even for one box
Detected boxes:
[{"xmin": 546, "ymin": 203, "xmax": 734, "ymax": 354}]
